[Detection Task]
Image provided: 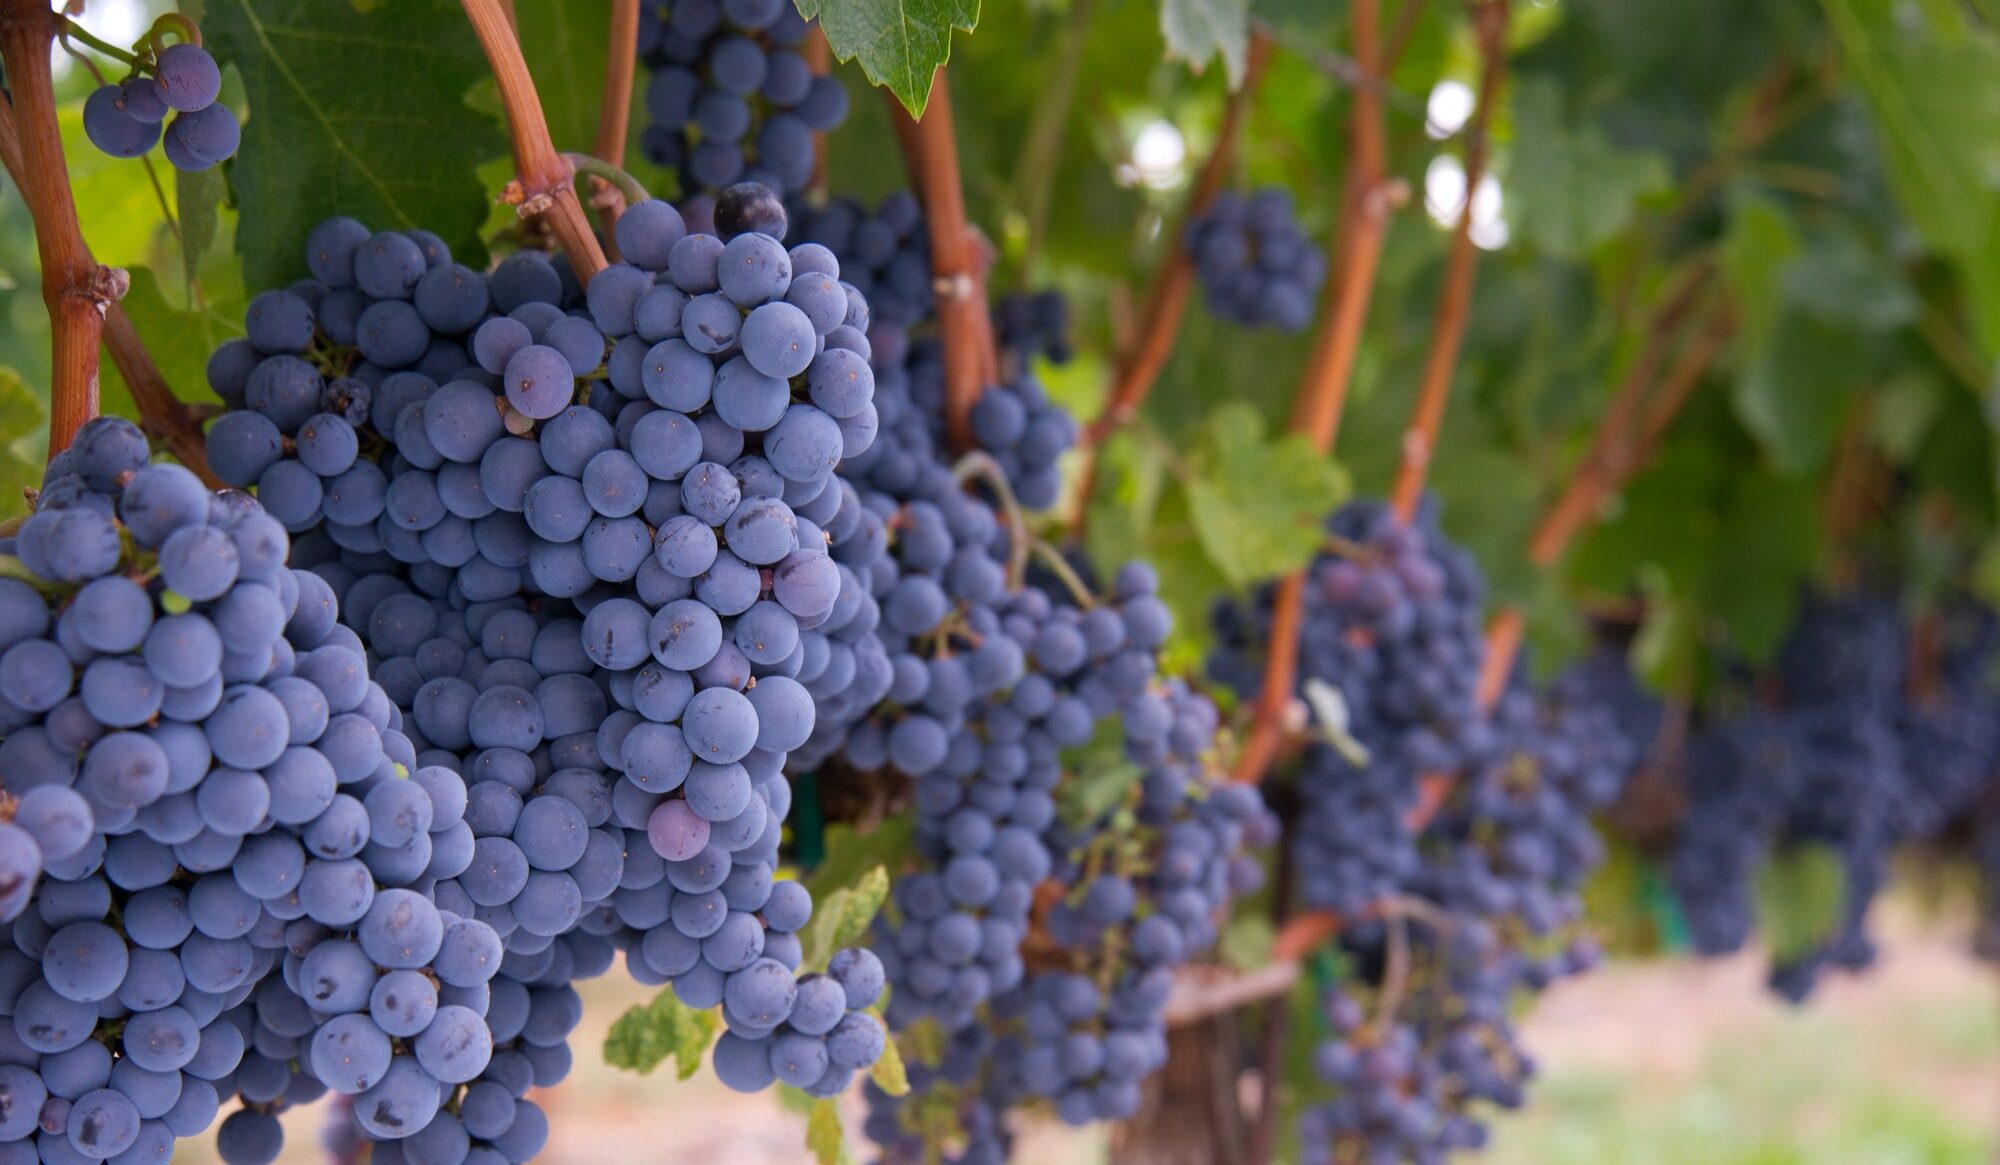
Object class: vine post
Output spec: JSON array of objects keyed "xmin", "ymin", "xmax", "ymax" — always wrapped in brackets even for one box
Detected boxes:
[
  {"xmin": 461, "ymin": 0, "xmax": 608, "ymax": 283},
  {"xmin": 1234, "ymin": 0, "xmax": 1399, "ymax": 787},
  {"xmin": 1388, "ymin": 0, "xmax": 1508, "ymax": 523},
  {"xmin": 887, "ymin": 70, "xmax": 994, "ymax": 451},
  {"xmin": 0, "ymin": 0, "xmax": 117, "ymax": 456}
]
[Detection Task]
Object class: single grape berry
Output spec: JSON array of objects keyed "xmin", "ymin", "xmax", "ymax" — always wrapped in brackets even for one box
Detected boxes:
[
  {"xmin": 83, "ymin": 85, "xmax": 161, "ymax": 159},
  {"xmin": 153, "ymin": 42, "xmax": 224, "ymax": 113},
  {"xmin": 714, "ymin": 181, "xmax": 788, "ymax": 241}
]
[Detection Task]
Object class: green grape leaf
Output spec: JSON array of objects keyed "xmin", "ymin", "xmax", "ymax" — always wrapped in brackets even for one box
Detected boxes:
[
  {"xmin": 1720, "ymin": 194, "xmax": 1798, "ymax": 354},
  {"xmin": 1056, "ymin": 714, "xmax": 1143, "ymax": 827},
  {"xmin": 1700, "ymin": 470, "xmax": 1817, "ymax": 663},
  {"xmin": 59, "ymin": 111, "xmax": 172, "ymax": 268},
  {"xmin": 176, "ymin": 167, "xmax": 229, "ymax": 289},
  {"xmin": 204, "ymin": 0, "xmax": 506, "ymax": 288},
  {"xmin": 101, "ymin": 265, "xmax": 248, "ymax": 423},
  {"xmin": 1781, "ymin": 228, "xmax": 1919, "ymax": 332},
  {"xmin": 1181, "ymin": 402, "xmax": 1348, "ymax": 589},
  {"xmin": 602, "ymin": 988, "xmax": 717, "ymax": 1078},
  {"xmin": 1733, "ymin": 312, "xmax": 1863, "ymax": 476},
  {"xmin": 868, "ymin": 1015, "xmax": 909, "ymax": 1096},
  {"xmin": 799, "ymin": 864, "xmax": 890, "ymax": 971},
  {"xmin": 805, "ymin": 816, "xmax": 914, "ymax": 904},
  {"xmin": 794, "ymin": 0, "xmax": 980, "ymax": 117},
  {"xmin": 512, "ymin": 0, "xmax": 613, "ymax": 155},
  {"xmin": 1754, "ymin": 844, "xmax": 1846, "ymax": 964},
  {"xmin": 1161, "ymin": 0, "xmax": 1250, "ymax": 87},
  {"xmin": 804, "ymin": 1097, "xmax": 852, "ymax": 1165},
  {"xmin": 1506, "ymin": 79, "xmax": 1671, "ymax": 259},
  {"xmin": 0, "ymin": 366, "xmax": 49, "ymax": 515}
]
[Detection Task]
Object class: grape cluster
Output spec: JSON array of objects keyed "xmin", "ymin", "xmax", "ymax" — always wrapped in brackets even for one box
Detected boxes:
[
  {"xmin": 790, "ymin": 194, "xmax": 933, "ymax": 330},
  {"xmin": 761, "ymin": 209, "xmax": 1265, "ymax": 1154},
  {"xmin": 82, "ymin": 34, "xmax": 239, "ymax": 172},
  {"xmin": 0, "ymin": 417, "xmax": 499, "ymax": 1165},
  {"xmin": 636, "ymin": 0, "xmax": 849, "ymax": 204},
  {"xmin": 1666, "ymin": 592, "xmax": 2000, "ymax": 999},
  {"xmin": 1210, "ymin": 501, "xmax": 1489, "ymax": 919},
  {"xmin": 991, "ymin": 291, "xmax": 1072, "ymax": 372},
  {"xmin": 186, "ymin": 185, "xmax": 890, "ymax": 1154},
  {"xmin": 1290, "ymin": 662, "xmax": 1636, "ymax": 1164},
  {"xmin": 1183, "ymin": 188, "xmax": 1325, "ymax": 332}
]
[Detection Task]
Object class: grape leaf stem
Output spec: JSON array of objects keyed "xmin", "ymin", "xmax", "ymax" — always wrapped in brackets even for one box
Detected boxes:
[{"xmin": 460, "ymin": 0, "xmax": 609, "ymax": 284}]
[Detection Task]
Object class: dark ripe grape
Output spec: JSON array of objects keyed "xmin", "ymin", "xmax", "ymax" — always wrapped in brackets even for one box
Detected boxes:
[
  {"xmin": 154, "ymin": 43, "xmax": 223, "ymax": 111},
  {"xmin": 501, "ymin": 344, "xmax": 577, "ymax": 420},
  {"xmin": 715, "ymin": 181, "xmax": 788, "ymax": 240},
  {"xmin": 83, "ymin": 85, "xmax": 161, "ymax": 158},
  {"xmin": 165, "ymin": 103, "xmax": 242, "ymax": 171}
]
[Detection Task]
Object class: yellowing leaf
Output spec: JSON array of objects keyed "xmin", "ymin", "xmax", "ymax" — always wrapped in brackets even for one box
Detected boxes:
[
  {"xmin": 805, "ymin": 1097, "xmax": 852, "ymax": 1165},
  {"xmin": 602, "ymin": 989, "xmax": 716, "ymax": 1079},
  {"xmin": 867, "ymin": 1015, "xmax": 908, "ymax": 1097}
]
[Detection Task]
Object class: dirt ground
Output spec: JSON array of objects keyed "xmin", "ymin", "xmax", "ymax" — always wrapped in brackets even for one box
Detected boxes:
[{"xmin": 175, "ymin": 905, "xmax": 2000, "ymax": 1165}]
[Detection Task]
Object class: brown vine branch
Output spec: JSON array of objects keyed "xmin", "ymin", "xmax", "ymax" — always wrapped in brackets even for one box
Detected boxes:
[
  {"xmin": 804, "ymin": 23, "xmax": 831, "ymax": 197},
  {"xmin": 1527, "ymin": 262, "xmax": 1714, "ymax": 568},
  {"xmin": 1235, "ymin": 0, "xmax": 1398, "ymax": 787},
  {"xmin": 1481, "ymin": 297, "xmax": 1733, "ymax": 690},
  {"xmin": 461, "ymin": 0, "xmax": 608, "ymax": 283},
  {"xmin": 887, "ymin": 69, "xmax": 990, "ymax": 451},
  {"xmin": 1083, "ymin": 34, "xmax": 1273, "ymax": 449},
  {"xmin": 589, "ymin": 0, "xmax": 641, "ymax": 254},
  {"xmin": 1388, "ymin": 0, "xmax": 1508, "ymax": 523},
  {"xmin": 0, "ymin": 50, "xmax": 215, "ymax": 481},
  {"xmin": 0, "ymin": 0, "xmax": 113, "ymax": 456}
]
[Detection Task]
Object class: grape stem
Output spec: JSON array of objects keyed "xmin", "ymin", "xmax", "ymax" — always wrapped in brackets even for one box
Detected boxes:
[
  {"xmin": 561, "ymin": 153, "xmax": 649, "ymax": 207},
  {"xmin": 1233, "ymin": 0, "xmax": 1399, "ymax": 789},
  {"xmin": 0, "ymin": 69, "xmax": 218, "ymax": 482},
  {"xmin": 1388, "ymin": 0, "xmax": 1509, "ymax": 524},
  {"xmin": 460, "ymin": 0, "xmax": 609, "ymax": 284},
  {"xmin": 950, "ymin": 450, "xmax": 1031, "ymax": 587},
  {"xmin": 590, "ymin": 0, "xmax": 640, "ymax": 255},
  {"xmin": 0, "ymin": 0, "xmax": 117, "ymax": 457},
  {"xmin": 887, "ymin": 69, "xmax": 995, "ymax": 451},
  {"xmin": 56, "ymin": 18, "xmax": 139, "ymax": 66},
  {"xmin": 1028, "ymin": 539, "xmax": 1097, "ymax": 609},
  {"xmin": 147, "ymin": 12, "xmax": 201, "ymax": 52}
]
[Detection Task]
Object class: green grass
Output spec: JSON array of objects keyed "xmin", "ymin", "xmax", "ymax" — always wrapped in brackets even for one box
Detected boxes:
[{"xmin": 1483, "ymin": 959, "xmax": 2000, "ymax": 1165}]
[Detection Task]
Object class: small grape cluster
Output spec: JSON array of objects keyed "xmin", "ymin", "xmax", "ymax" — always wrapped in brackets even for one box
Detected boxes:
[
  {"xmin": 636, "ymin": 0, "xmax": 848, "ymax": 205},
  {"xmin": 82, "ymin": 28, "xmax": 239, "ymax": 173},
  {"xmin": 1183, "ymin": 188, "xmax": 1325, "ymax": 332}
]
